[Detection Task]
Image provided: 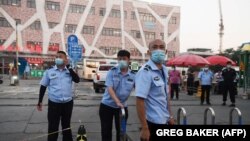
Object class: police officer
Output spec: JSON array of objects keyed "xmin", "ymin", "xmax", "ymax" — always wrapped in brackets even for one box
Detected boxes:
[
  {"xmin": 99, "ymin": 50, "xmax": 135, "ymax": 141},
  {"xmin": 135, "ymin": 39, "xmax": 175, "ymax": 141},
  {"xmin": 222, "ymin": 61, "xmax": 236, "ymax": 107},
  {"xmin": 198, "ymin": 65, "xmax": 213, "ymax": 105},
  {"xmin": 37, "ymin": 51, "xmax": 80, "ymax": 141}
]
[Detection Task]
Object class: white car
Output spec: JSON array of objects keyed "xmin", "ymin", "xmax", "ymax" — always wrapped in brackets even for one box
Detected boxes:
[{"xmin": 93, "ymin": 64, "xmax": 116, "ymax": 93}]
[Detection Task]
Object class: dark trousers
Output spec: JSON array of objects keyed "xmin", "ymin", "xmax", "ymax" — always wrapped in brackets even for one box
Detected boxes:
[
  {"xmin": 201, "ymin": 85, "xmax": 211, "ymax": 104},
  {"xmin": 99, "ymin": 103, "xmax": 128, "ymax": 141},
  {"xmin": 223, "ymin": 84, "xmax": 235, "ymax": 103},
  {"xmin": 171, "ymin": 83, "xmax": 179, "ymax": 99},
  {"xmin": 147, "ymin": 120, "xmax": 168, "ymax": 141},
  {"xmin": 187, "ymin": 81, "xmax": 194, "ymax": 95},
  {"xmin": 47, "ymin": 100, "xmax": 73, "ymax": 141}
]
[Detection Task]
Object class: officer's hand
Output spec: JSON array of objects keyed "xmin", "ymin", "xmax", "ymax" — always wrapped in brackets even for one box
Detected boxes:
[
  {"xmin": 66, "ymin": 64, "xmax": 71, "ymax": 69},
  {"xmin": 116, "ymin": 102, "xmax": 124, "ymax": 109},
  {"xmin": 37, "ymin": 103, "xmax": 43, "ymax": 111},
  {"xmin": 140, "ymin": 127, "xmax": 150, "ymax": 141},
  {"xmin": 168, "ymin": 117, "xmax": 175, "ymax": 125}
]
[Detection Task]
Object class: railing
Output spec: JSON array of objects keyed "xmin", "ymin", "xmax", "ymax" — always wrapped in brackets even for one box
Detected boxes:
[
  {"xmin": 177, "ymin": 107, "xmax": 187, "ymax": 125},
  {"xmin": 229, "ymin": 107, "xmax": 242, "ymax": 125},
  {"xmin": 204, "ymin": 107, "xmax": 215, "ymax": 125}
]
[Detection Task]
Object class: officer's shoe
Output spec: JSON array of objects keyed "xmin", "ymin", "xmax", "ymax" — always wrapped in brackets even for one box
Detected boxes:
[
  {"xmin": 229, "ymin": 103, "xmax": 235, "ymax": 107},
  {"xmin": 221, "ymin": 102, "xmax": 226, "ymax": 106},
  {"xmin": 207, "ymin": 102, "xmax": 211, "ymax": 105}
]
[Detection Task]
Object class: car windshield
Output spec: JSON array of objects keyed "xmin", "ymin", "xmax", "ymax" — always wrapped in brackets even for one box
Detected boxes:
[{"xmin": 99, "ymin": 65, "xmax": 113, "ymax": 71}]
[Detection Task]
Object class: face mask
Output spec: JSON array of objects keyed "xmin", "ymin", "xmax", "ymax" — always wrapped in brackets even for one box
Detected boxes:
[
  {"xmin": 151, "ymin": 49, "xmax": 166, "ymax": 64},
  {"xmin": 55, "ymin": 58, "xmax": 64, "ymax": 66},
  {"xmin": 204, "ymin": 68, "xmax": 208, "ymax": 71},
  {"xmin": 118, "ymin": 60, "xmax": 128, "ymax": 69},
  {"xmin": 227, "ymin": 65, "xmax": 231, "ymax": 68}
]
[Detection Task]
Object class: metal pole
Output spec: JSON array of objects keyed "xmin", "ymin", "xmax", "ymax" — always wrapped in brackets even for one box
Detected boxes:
[
  {"xmin": 229, "ymin": 107, "xmax": 242, "ymax": 125},
  {"xmin": 16, "ymin": 22, "xmax": 19, "ymax": 84},
  {"xmin": 204, "ymin": 107, "xmax": 215, "ymax": 125},
  {"xmin": 177, "ymin": 107, "xmax": 187, "ymax": 125}
]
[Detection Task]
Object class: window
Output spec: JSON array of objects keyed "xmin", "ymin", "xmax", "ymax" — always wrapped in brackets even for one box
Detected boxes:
[
  {"xmin": 48, "ymin": 22, "xmax": 58, "ymax": 28},
  {"xmin": 139, "ymin": 12, "xmax": 156, "ymax": 22},
  {"xmin": 160, "ymin": 15, "xmax": 167, "ymax": 19},
  {"xmin": 131, "ymin": 30, "xmax": 141, "ymax": 38},
  {"xmin": 0, "ymin": 17, "xmax": 11, "ymax": 27},
  {"xmin": 131, "ymin": 11, "xmax": 136, "ymax": 20},
  {"xmin": 99, "ymin": 8, "xmax": 106, "ymax": 16},
  {"xmin": 100, "ymin": 46, "xmax": 121, "ymax": 55},
  {"xmin": 144, "ymin": 32, "xmax": 155, "ymax": 39},
  {"xmin": 65, "ymin": 24, "xmax": 77, "ymax": 33},
  {"xmin": 102, "ymin": 28, "xmax": 121, "ymax": 37},
  {"xmin": 0, "ymin": 0, "xmax": 21, "ymax": 6},
  {"xmin": 110, "ymin": 9, "xmax": 120, "ymax": 18},
  {"xmin": 27, "ymin": 0, "xmax": 36, "ymax": 8},
  {"xmin": 46, "ymin": 1, "xmax": 60, "ymax": 11},
  {"xmin": 170, "ymin": 17, "xmax": 177, "ymax": 24},
  {"xmin": 130, "ymin": 47, "xmax": 141, "ymax": 56},
  {"xmin": 89, "ymin": 7, "xmax": 95, "ymax": 15},
  {"xmin": 69, "ymin": 4, "xmax": 85, "ymax": 13},
  {"xmin": 99, "ymin": 65, "xmax": 113, "ymax": 71},
  {"xmin": 109, "ymin": 9, "xmax": 127, "ymax": 18},
  {"xmin": 30, "ymin": 21, "xmax": 41, "ymax": 30},
  {"xmin": 82, "ymin": 26, "xmax": 94, "ymax": 35}
]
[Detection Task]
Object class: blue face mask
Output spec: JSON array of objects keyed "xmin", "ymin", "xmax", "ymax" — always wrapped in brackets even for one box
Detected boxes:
[
  {"xmin": 55, "ymin": 58, "xmax": 64, "ymax": 66},
  {"xmin": 151, "ymin": 50, "xmax": 166, "ymax": 64},
  {"xmin": 118, "ymin": 60, "xmax": 128, "ymax": 69}
]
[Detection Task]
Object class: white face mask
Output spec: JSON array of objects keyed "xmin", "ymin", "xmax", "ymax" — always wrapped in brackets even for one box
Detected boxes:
[
  {"xmin": 227, "ymin": 65, "xmax": 231, "ymax": 68},
  {"xmin": 204, "ymin": 68, "xmax": 208, "ymax": 71}
]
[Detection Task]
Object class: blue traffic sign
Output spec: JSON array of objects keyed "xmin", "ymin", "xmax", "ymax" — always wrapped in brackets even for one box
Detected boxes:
[{"xmin": 67, "ymin": 35, "xmax": 82, "ymax": 62}]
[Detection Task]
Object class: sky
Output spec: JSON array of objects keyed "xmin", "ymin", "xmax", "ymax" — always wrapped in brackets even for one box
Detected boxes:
[{"xmin": 142, "ymin": 0, "xmax": 250, "ymax": 53}]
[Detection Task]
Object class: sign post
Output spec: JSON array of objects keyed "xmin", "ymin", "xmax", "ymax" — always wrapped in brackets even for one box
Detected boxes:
[{"xmin": 67, "ymin": 35, "xmax": 82, "ymax": 67}]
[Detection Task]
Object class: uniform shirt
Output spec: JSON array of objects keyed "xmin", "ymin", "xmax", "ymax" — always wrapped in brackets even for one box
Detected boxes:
[
  {"xmin": 40, "ymin": 66, "xmax": 73, "ymax": 103},
  {"xmin": 135, "ymin": 59, "xmax": 170, "ymax": 124},
  {"xmin": 101, "ymin": 66, "xmax": 135, "ymax": 108},
  {"xmin": 222, "ymin": 68, "xmax": 236, "ymax": 84},
  {"xmin": 198, "ymin": 70, "xmax": 213, "ymax": 85}
]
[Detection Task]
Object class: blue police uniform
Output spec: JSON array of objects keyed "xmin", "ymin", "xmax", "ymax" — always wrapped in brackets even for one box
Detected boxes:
[
  {"xmin": 198, "ymin": 70, "xmax": 213, "ymax": 85},
  {"xmin": 135, "ymin": 59, "xmax": 171, "ymax": 124},
  {"xmin": 40, "ymin": 65, "xmax": 73, "ymax": 103},
  {"xmin": 99, "ymin": 66, "xmax": 135, "ymax": 141},
  {"xmin": 101, "ymin": 66, "xmax": 136, "ymax": 108}
]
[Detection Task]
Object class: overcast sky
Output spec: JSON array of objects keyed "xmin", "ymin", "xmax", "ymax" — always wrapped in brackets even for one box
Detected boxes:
[{"xmin": 142, "ymin": 0, "xmax": 250, "ymax": 53}]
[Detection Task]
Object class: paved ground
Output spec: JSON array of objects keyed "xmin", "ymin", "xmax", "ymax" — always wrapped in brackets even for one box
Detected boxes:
[{"xmin": 0, "ymin": 75, "xmax": 250, "ymax": 141}]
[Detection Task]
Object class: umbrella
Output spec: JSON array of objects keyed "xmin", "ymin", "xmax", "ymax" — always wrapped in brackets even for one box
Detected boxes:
[
  {"xmin": 205, "ymin": 55, "xmax": 236, "ymax": 66},
  {"xmin": 166, "ymin": 54, "xmax": 210, "ymax": 67}
]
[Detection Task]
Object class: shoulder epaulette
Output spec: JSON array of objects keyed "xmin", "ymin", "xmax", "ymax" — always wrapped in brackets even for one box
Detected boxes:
[
  {"xmin": 111, "ymin": 67, "xmax": 117, "ymax": 70},
  {"xmin": 130, "ymin": 70, "xmax": 137, "ymax": 74},
  {"xmin": 144, "ymin": 65, "xmax": 152, "ymax": 71}
]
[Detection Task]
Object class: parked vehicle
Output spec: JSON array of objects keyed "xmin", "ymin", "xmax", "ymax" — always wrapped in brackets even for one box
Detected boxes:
[{"xmin": 93, "ymin": 64, "xmax": 116, "ymax": 93}]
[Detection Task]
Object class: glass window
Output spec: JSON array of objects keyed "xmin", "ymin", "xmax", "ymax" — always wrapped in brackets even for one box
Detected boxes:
[
  {"xmin": 48, "ymin": 22, "xmax": 58, "ymax": 28},
  {"xmin": 99, "ymin": 8, "xmax": 105, "ymax": 16},
  {"xmin": 0, "ymin": 17, "xmax": 11, "ymax": 27},
  {"xmin": 69, "ymin": 4, "xmax": 85, "ymax": 13},
  {"xmin": 30, "ymin": 21, "xmax": 41, "ymax": 30},
  {"xmin": 65, "ymin": 24, "xmax": 77, "ymax": 33},
  {"xmin": 82, "ymin": 26, "xmax": 94, "ymax": 35},
  {"xmin": 131, "ymin": 11, "xmax": 136, "ymax": 20},
  {"xmin": 46, "ymin": 1, "xmax": 60, "ymax": 11},
  {"xmin": 0, "ymin": 0, "xmax": 21, "ymax": 6},
  {"xmin": 89, "ymin": 7, "xmax": 95, "ymax": 15},
  {"xmin": 131, "ymin": 30, "xmax": 141, "ymax": 38},
  {"xmin": 27, "ymin": 0, "xmax": 36, "ymax": 8}
]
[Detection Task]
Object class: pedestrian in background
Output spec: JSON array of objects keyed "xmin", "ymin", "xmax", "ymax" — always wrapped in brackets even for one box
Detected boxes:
[
  {"xmin": 198, "ymin": 65, "xmax": 213, "ymax": 105},
  {"xmin": 187, "ymin": 70, "xmax": 194, "ymax": 95},
  {"xmin": 99, "ymin": 50, "xmax": 135, "ymax": 141},
  {"xmin": 37, "ymin": 51, "xmax": 80, "ymax": 141},
  {"xmin": 222, "ymin": 61, "xmax": 236, "ymax": 107},
  {"xmin": 136, "ymin": 39, "xmax": 174, "ymax": 141},
  {"xmin": 169, "ymin": 65, "xmax": 181, "ymax": 100}
]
